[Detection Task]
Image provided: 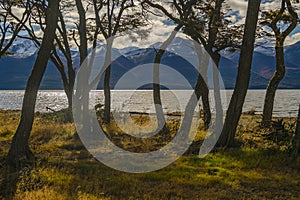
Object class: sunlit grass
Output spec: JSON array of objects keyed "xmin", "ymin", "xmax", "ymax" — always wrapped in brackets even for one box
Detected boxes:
[{"xmin": 1, "ymin": 110, "xmax": 300, "ymax": 199}]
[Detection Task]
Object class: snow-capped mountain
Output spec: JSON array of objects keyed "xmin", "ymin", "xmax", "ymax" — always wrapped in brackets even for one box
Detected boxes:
[
  {"xmin": 8, "ymin": 38, "xmax": 38, "ymax": 59},
  {"xmin": 0, "ymin": 38, "xmax": 300, "ymax": 89}
]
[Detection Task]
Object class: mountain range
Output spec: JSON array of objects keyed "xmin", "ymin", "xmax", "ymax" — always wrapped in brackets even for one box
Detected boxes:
[{"xmin": 0, "ymin": 38, "xmax": 299, "ymax": 90}]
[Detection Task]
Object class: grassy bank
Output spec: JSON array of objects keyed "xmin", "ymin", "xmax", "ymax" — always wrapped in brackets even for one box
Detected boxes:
[{"xmin": 1, "ymin": 110, "xmax": 300, "ymax": 199}]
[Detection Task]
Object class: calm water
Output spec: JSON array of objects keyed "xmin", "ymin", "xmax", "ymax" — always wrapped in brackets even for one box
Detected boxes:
[{"xmin": 0, "ymin": 90, "xmax": 299, "ymax": 117}]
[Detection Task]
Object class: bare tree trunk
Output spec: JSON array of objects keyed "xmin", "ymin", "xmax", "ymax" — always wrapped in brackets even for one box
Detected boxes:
[
  {"xmin": 262, "ymin": 0, "xmax": 298, "ymax": 126},
  {"xmin": 211, "ymin": 53, "xmax": 223, "ymax": 132},
  {"xmin": 194, "ymin": 43, "xmax": 211, "ymax": 130},
  {"xmin": 57, "ymin": 11, "xmax": 76, "ymax": 111},
  {"xmin": 208, "ymin": 0, "xmax": 224, "ymax": 132},
  {"xmin": 7, "ymin": 0, "xmax": 59, "ymax": 168},
  {"xmin": 66, "ymin": 85, "xmax": 74, "ymax": 110},
  {"xmin": 102, "ymin": 38, "xmax": 113, "ymax": 124},
  {"xmin": 103, "ymin": 66, "xmax": 112, "ymax": 124},
  {"xmin": 191, "ymin": 0, "xmax": 224, "ymax": 131},
  {"xmin": 292, "ymin": 105, "xmax": 300, "ymax": 158},
  {"xmin": 75, "ymin": 0, "xmax": 88, "ymax": 64},
  {"xmin": 153, "ymin": 25, "xmax": 182, "ymax": 133},
  {"xmin": 262, "ymin": 40, "xmax": 285, "ymax": 126},
  {"xmin": 50, "ymin": 52, "xmax": 74, "ymax": 111},
  {"xmin": 198, "ymin": 48, "xmax": 222, "ymax": 132},
  {"xmin": 20, "ymin": 22, "xmax": 75, "ymax": 112},
  {"xmin": 193, "ymin": 41, "xmax": 221, "ymax": 131},
  {"xmin": 217, "ymin": 0, "xmax": 261, "ymax": 147},
  {"xmin": 55, "ymin": 62, "xmax": 73, "ymax": 112},
  {"xmin": 74, "ymin": 0, "xmax": 90, "ymax": 129},
  {"xmin": 201, "ymin": 78, "xmax": 211, "ymax": 130},
  {"xmin": 65, "ymin": 66, "xmax": 75, "ymax": 113},
  {"xmin": 64, "ymin": 85, "xmax": 74, "ymax": 122},
  {"xmin": 103, "ymin": 66, "xmax": 111, "ymax": 123}
]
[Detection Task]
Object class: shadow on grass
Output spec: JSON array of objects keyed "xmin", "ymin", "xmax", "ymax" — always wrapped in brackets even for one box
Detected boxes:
[{"xmin": 0, "ymin": 160, "xmax": 26, "ymax": 199}]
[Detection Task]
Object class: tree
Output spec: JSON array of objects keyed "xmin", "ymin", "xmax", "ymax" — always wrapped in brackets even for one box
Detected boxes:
[
  {"xmin": 185, "ymin": 0, "xmax": 225, "ymax": 131},
  {"xmin": 75, "ymin": 0, "xmax": 88, "ymax": 65},
  {"xmin": 143, "ymin": 0, "xmax": 242, "ymax": 130},
  {"xmin": 7, "ymin": 0, "xmax": 60, "ymax": 168},
  {"xmin": 217, "ymin": 0, "xmax": 261, "ymax": 147},
  {"xmin": 0, "ymin": 0, "xmax": 30, "ymax": 57},
  {"xmin": 17, "ymin": 0, "xmax": 77, "ymax": 112},
  {"xmin": 186, "ymin": 0, "xmax": 245, "ymax": 132},
  {"xmin": 152, "ymin": 25, "xmax": 182, "ymax": 133},
  {"xmin": 143, "ymin": 0, "xmax": 212, "ymax": 129},
  {"xmin": 143, "ymin": 0, "xmax": 199, "ymax": 133},
  {"xmin": 261, "ymin": 0, "xmax": 299, "ymax": 127},
  {"xmin": 93, "ymin": 0, "xmax": 148, "ymax": 123}
]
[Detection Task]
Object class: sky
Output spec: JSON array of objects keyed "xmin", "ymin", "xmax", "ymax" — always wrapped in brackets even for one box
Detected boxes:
[
  {"xmin": 113, "ymin": 0, "xmax": 300, "ymax": 49},
  {"xmin": 4, "ymin": 0, "xmax": 300, "ymax": 50}
]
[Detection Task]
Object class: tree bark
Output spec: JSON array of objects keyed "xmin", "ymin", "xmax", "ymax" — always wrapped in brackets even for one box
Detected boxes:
[
  {"xmin": 200, "ymin": 77, "xmax": 211, "ymax": 130},
  {"xmin": 57, "ymin": 11, "xmax": 76, "ymax": 111},
  {"xmin": 153, "ymin": 25, "xmax": 182, "ymax": 133},
  {"xmin": 50, "ymin": 51, "xmax": 74, "ymax": 111},
  {"xmin": 103, "ymin": 67, "xmax": 111, "ymax": 123},
  {"xmin": 7, "ymin": 0, "xmax": 59, "ymax": 168},
  {"xmin": 103, "ymin": 39, "xmax": 113, "ymax": 124},
  {"xmin": 75, "ymin": 0, "xmax": 88, "ymax": 65},
  {"xmin": 262, "ymin": 39, "xmax": 285, "ymax": 126},
  {"xmin": 217, "ymin": 0, "xmax": 261, "ymax": 147},
  {"xmin": 211, "ymin": 53, "xmax": 223, "ymax": 132},
  {"xmin": 191, "ymin": 0, "xmax": 224, "ymax": 131},
  {"xmin": 19, "ymin": 22, "xmax": 75, "ymax": 112},
  {"xmin": 208, "ymin": 0, "xmax": 224, "ymax": 132},
  {"xmin": 194, "ymin": 43, "xmax": 211, "ymax": 130}
]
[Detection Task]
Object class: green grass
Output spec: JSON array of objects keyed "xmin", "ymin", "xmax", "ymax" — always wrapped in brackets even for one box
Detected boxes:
[{"xmin": 1, "ymin": 110, "xmax": 300, "ymax": 199}]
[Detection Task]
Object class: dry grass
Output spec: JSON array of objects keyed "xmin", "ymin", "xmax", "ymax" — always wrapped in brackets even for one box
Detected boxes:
[{"xmin": 0, "ymin": 110, "xmax": 300, "ymax": 199}]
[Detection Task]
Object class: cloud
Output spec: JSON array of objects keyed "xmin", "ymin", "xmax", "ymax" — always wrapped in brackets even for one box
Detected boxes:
[
  {"xmin": 114, "ymin": 14, "xmax": 178, "ymax": 49},
  {"xmin": 226, "ymin": 0, "xmax": 248, "ymax": 22},
  {"xmin": 7, "ymin": 0, "xmax": 300, "ymax": 51}
]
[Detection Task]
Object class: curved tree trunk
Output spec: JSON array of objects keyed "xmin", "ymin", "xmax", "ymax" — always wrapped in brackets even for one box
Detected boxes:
[
  {"xmin": 57, "ymin": 11, "xmax": 76, "ymax": 111},
  {"xmin": 198, "ymin": 48, "xmax": 222, "ymax": 132},
  {"xmin": 262, "ymin": 0, "xmax": 298, "ymax": 126},
  {"xmin": 262, "ymin": 40, "xmax": 285, "ymax": 126},
  {"xmin": 191, "ymin": 0, "xmax": 224, "ymax": 131},
  {"xmin": 211, "ymin": 53, "xmax": 223, "ymax": 132},
  {"xmin": 217, "ymin": 0, "xmax": 261, "ymax": 147},
  {"xmin": 50, "ymin": 51, "xmax": 74, "ymax": 111},
  {"xmin": 153, "ymin": 25, "xmax": 182, "ymax": 133},
  {"xmin": 194, "ymin": 44, "xmax": 211, "ymax": 130},
  {"xmin": 20, "ymin": 21, "xmax": 75, "ymax": 112},
  {"xmin": 7, "ymin": 0, "xmax": 59, "ymax": 168},
  {"xmin": 208, "ymin": 0, "xmax": 223, "ymax": 133}
]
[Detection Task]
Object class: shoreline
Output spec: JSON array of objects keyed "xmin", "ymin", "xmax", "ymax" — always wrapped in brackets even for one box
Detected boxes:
[
  {"xmin": 1, "ymin": 90, "xmax": 300, "ymax": 117},
  {"xmin": 1, "ymin": 109, "xmax": 300, "ymax": 199},
  {"xmin": 0, "ymin": 108, "xmax": 298, "ymax": 120}
]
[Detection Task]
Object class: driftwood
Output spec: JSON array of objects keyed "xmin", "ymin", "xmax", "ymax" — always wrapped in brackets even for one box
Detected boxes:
[{"xmin": 46, "ymin": 107, "xmax": 56, "ymax": 112}]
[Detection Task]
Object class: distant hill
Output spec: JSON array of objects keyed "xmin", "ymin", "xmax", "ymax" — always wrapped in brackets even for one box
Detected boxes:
[{"xmin": 0, "ymin": 38, "xmax": 299, "ymax": 90}]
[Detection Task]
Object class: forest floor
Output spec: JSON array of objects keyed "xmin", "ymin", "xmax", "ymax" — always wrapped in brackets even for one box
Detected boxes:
[{"xmin": 1, "ymin": 109, "xmax": 300, "ymax": 199}]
